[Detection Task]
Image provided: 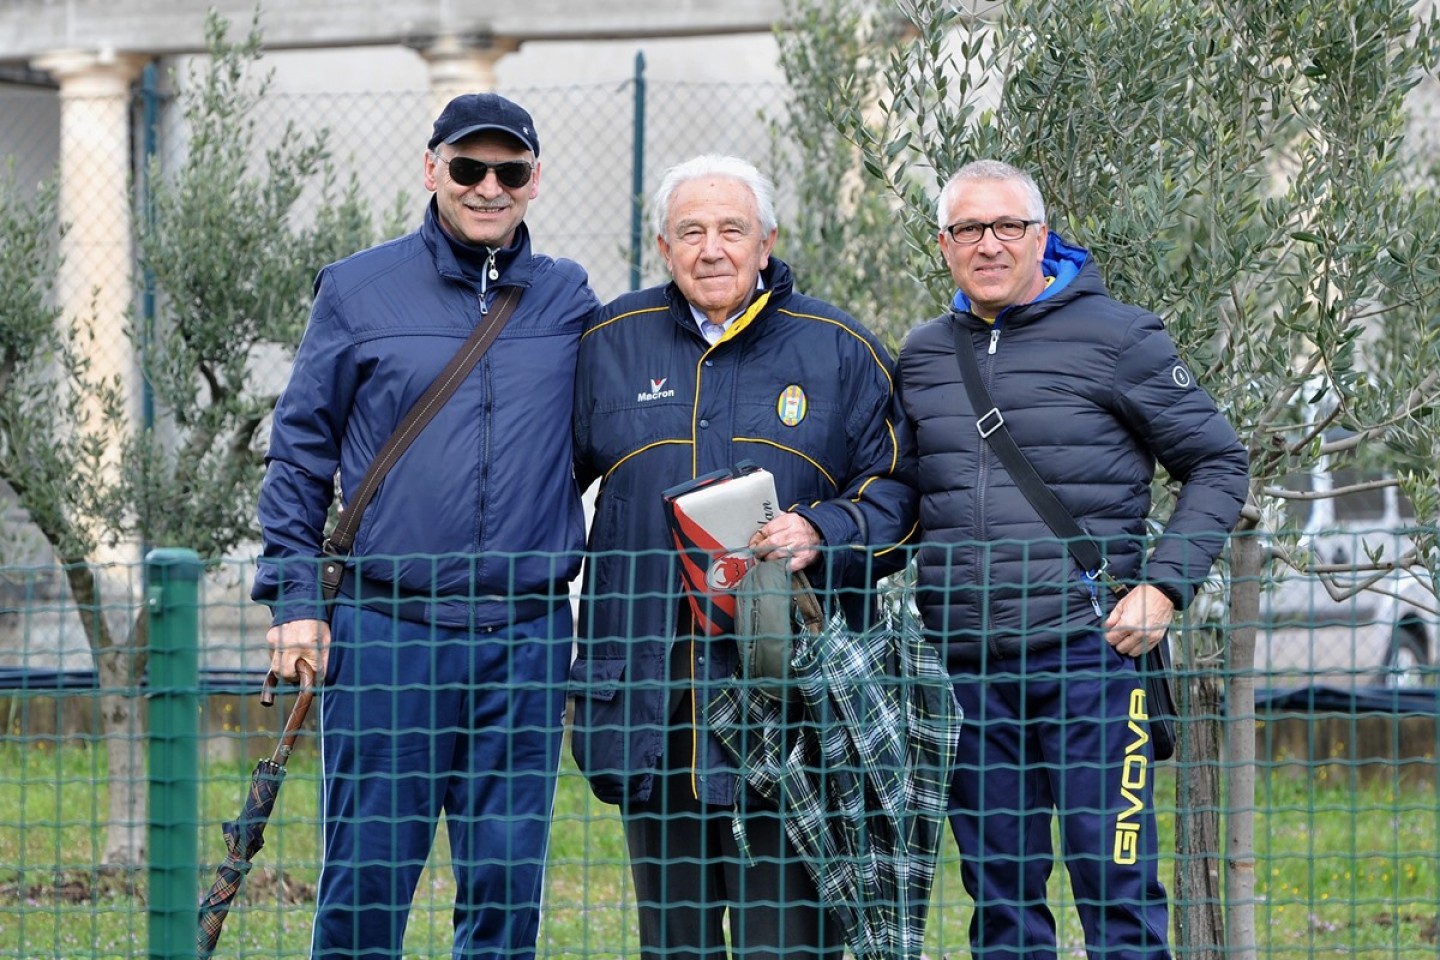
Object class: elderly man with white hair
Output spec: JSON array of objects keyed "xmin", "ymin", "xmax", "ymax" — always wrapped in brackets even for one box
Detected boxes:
[{"xmin": 569, "ymin": 154, "xmax": 917, "ymax": 960}]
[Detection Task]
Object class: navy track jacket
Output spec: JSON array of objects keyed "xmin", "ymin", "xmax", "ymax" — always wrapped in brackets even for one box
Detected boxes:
[
  {"xmin": 570, "ymin": 257, "xmax": 917, "ymax": 806},
  {"xmin": 253, "ymin": 203, "xmax": 598, "ymax": 628}
]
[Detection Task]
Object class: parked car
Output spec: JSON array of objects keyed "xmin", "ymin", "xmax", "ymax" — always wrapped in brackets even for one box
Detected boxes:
[
  {"xmin": 1258, "ymin": 551, "xmax": 1436, "ymax": 689},
  {"xmin": 1256, "ymin": 464, "xmax": 1438, "ymax": 690}
]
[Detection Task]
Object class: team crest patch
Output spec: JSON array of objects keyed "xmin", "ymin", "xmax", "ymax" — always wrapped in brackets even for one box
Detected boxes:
[{"xmin": 777, "ymin": 385, "xmax": 807, "ymax": 426}]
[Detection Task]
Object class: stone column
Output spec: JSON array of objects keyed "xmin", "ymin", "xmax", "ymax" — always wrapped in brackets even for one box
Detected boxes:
[
  {"xmin": 417, "ymin": 33, "xmax": 520, "ymax": 118},
  {"xmin": 31, "ymin": 48, "xmax": 149, "ymax": 577}
]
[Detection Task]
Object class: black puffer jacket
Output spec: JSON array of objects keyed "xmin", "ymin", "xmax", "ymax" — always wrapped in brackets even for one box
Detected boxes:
[{"xmin": 897, "ymin": 233, "xmax": 1248, "ymax": 669}]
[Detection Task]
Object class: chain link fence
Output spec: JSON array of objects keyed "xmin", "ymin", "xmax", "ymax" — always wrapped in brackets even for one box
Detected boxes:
[
  {"xmin": 1, "ymin": 71, "xmax": 791, "ymax": 300},
  {"xmin": 0, "ymin": 81, "xmax": 57, "ymax": 197}
]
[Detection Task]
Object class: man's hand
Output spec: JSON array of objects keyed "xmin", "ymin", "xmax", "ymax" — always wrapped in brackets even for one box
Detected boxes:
[
  {"xmin": 267, "ymin": 618, "xmax": 331, "ymax": 685},
  {"xmin": 1103, "ymin": 583, "xmax": 1174, "ymax": 657},
  {"xmin": 748, "ymin": 512, "xmax": 822, "ymax": 572}
]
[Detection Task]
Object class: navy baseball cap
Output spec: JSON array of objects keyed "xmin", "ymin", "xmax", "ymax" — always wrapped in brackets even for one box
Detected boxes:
[{"xmin": 428, "ymin": 93, "xmax": 540, "ymax": 157}]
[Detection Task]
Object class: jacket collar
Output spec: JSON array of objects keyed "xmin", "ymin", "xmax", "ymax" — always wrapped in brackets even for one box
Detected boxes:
[
  {"xmin": 421, "ymin": 197, "xmax": 535, "ymax": 289},
  {"xmin": 666, "ymin": 257, "xmax": 795, "ymax": 338}
]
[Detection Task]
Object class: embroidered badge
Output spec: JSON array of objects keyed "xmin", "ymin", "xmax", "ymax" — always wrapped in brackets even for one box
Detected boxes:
[
  {"xmin": 777, "ymin": 385, "xmax": 807, "ymax": 426},
  {"xmin": 1171, "ymin": 364, "xmax": 1193, "ymax": 388}
]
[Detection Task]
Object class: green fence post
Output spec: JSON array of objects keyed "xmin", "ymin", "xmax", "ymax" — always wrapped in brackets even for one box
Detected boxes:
[
  {"xmin": 146, "ymin": 548, "xmax": 201, "ymax": 960},
  {"xmin": 629, "ymin": 49, "xmax": 647, "ymax": 291}
]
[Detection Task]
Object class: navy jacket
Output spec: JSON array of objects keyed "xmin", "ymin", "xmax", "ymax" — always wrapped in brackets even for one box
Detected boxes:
[
  {"xmin": 897, "ymin": 233, "xmax": 1248, "ymax": 669},
  {"xmin": 570, "ymin": 257, "xmax": 917, "ymax": 806},
  {"xmin": 252, "ymin": 202, "xmax": 598, "ymax": 627}
]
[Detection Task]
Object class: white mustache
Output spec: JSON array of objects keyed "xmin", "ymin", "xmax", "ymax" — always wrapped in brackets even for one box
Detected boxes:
[{"xmin": 464, "ymin": 199, "xmax": 512, "ymax": 212}]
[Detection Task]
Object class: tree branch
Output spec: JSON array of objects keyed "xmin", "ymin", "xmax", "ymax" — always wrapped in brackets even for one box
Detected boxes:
[{"xmin": 1260, "ymin": 477, "xmax": 1399, "ymax": 501}]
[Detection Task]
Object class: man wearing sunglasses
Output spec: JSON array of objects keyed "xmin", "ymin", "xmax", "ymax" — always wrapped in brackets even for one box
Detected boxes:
[
  {"xmin": 253, "ymin": 92, "xmax": 598, "ymax": 959},
  {"xmin": 897, "ymin": 160, "xmax": 1249, "ymax": 960}
]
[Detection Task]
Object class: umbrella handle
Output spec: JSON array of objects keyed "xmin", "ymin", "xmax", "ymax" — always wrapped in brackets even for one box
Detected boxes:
[
  {"xmin": 260, "ymin": 660, "xmax": 315, "ymax": 766},
  {"xmin": 259, "ymin": 658, "xmax": 316, "ymax": 706}
]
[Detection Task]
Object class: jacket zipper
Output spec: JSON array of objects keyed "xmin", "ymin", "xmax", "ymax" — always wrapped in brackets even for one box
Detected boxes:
[
  {"xmin": 478, "ymin": 248, "xmax": 499, "ymax": 314},
  {"xmin": 985, "ymin": 318, "xmax": 1104, "ymax": 622},
  {"xmin": 974, "ymin": 322, "xmax": 997, "ymax": 654}
]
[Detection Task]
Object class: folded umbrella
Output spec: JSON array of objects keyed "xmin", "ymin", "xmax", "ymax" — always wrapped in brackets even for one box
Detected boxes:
[
  {"xmin": 197, "ymin": 662, "xmax": 315, "ymax": 958},
  {"xmin": 713, "ymin": 568, "xmax": 961, "ymax": 960}
]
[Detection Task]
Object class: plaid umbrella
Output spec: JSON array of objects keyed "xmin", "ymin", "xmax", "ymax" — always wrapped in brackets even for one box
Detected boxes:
[
  {"xmin": 713, "ymin": 570, "xmax": 961, "ymax": 960},
  {"xmin": 197, "ymin": 663, "xmax": 315, "ymax": 958}
]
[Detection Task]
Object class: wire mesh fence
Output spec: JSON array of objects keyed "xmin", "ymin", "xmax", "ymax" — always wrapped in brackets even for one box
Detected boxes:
[{"xmin": 0, "ymin": 535, "xmax": 1437, "ymax": 959}]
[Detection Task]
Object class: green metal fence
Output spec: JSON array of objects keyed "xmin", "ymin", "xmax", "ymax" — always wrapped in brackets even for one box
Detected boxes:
[{"xmin": 1, "ymin": 536, "xmax": 1436, "ymax": 959}]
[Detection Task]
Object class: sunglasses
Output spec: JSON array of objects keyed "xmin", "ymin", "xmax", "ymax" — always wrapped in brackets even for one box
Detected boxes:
[{"xmin": 437, "ymin": 155, "xmax": 534, "ymax": 189}]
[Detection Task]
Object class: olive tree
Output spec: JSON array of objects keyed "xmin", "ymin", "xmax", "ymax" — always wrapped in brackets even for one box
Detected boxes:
[
  {"xmin": 766, "ymin": 0, "xmax": 934, "ymax": 350},
  {"xmin": 0, "ymin": 10, "xmax": 401, "ymax": 868},
  {"xmin": 785, "ymin": 0, "xmax": 1440, "ymax": 955}
]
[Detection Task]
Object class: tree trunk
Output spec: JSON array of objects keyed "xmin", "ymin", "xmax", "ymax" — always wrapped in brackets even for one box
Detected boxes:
[
  {"xmin": 1224, "ymin": 527, "xmax": 1263, "ymax": 960},
  {"xmin": 98, "ymin": 669, "xmax": 146, "ymax": 868},
  {"xmin": 1172, "ymin": 671, "xmax": 1225, "ymax": 960},
  {"xmin": 64, "ymin": 562, "xmax": 149, "ymax": 869}
]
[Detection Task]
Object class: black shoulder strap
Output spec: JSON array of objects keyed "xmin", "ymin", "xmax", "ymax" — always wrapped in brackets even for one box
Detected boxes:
[
  {"xmin": 949, "ymin": 320, "xmax": 1113, "ymax": 584},
  {"xmin": 319, "ymin": 286, "xmax": 522, "ymax": 600}
]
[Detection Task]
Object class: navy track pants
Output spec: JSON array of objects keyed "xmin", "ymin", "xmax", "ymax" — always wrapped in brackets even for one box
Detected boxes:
[
  {"xmin": 311, "ymin": 603, "xmax": 572, "ymax": 960},
  {"xmin": 946, "ymin": 635, "xmax": 1171, "ymax": 960}
]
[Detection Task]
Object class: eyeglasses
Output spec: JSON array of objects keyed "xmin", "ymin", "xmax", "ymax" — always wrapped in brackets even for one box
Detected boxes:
[
  {"xmin": 437, "ymin": 155, "xmax": 534, "ymax": 189},
  {"xmin": 943, "ymin": 217, "xmax": 1041, "ymax": 244}
]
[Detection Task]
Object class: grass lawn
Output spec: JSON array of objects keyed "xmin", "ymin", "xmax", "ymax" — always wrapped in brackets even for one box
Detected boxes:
[{"xmin": 0, "ymin": 737, "xmax": 1435, "ymax": 958}]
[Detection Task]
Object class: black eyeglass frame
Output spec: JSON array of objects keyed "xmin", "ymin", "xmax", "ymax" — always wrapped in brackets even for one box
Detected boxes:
[
  {"xmin": 436, "ymin": 154, "xmax": 535, "ymax": 189},
  {"xmin": 942, "ymin": 217, "xmax": 1042, "ymax": 244}
]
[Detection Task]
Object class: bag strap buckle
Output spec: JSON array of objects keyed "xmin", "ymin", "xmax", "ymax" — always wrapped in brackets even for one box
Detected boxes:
[{"xmin": 976, "ymin": 407, "xmax": 1005, "ymax": 438}]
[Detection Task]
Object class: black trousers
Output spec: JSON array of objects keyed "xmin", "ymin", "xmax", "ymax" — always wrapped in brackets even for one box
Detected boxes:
[{"xmin": 621, "ymin": 711, "xmax": 843, "ymax": 960}]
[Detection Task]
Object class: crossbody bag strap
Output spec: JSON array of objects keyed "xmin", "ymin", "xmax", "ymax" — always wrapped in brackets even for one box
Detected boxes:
[
  {"xmin": 319, "ymin": 286, "xmax": 522, "ymax": 600},
  {"xmin": 949, "ymin": 321, "xmax": 1120, "ymax": 602}
]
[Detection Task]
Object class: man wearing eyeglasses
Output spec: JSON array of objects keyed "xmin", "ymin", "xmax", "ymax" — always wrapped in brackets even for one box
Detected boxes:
[
  {"xmin": 897, "ymin": 160, "xmax": 1248, "ymax": 960},
  {"xmin": 253, "ymin": 93, "xmax": 598, "ymax": 959}
]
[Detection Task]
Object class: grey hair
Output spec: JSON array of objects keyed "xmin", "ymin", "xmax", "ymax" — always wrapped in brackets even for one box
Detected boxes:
[
  {"xmin": 936, "ymin": 160, "xmax": 1047, "ymax": 227},
  {"xmin": 653, "ymin": 154, "xmax": 778, "ymax": 238}
]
